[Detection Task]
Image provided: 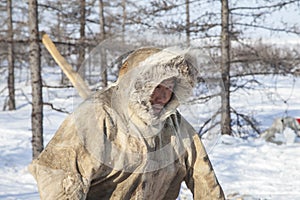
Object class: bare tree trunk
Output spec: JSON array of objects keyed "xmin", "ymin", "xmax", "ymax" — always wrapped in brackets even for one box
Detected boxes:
[
  {"xmin": 99, "ymin": 0, "xmax": 107, "ymax": 87},
  {"xmin": 7, "ymin": 0, "xmax": 15, "ymax": 110},
  {"xmin": 185, "ymin": 0, "xmax": 190, "ymax": 46},
  {"xmin": 121, "ymin": 0, "xmax": 126, "ymax": 42},
  {"xmin": 99, "ymin": 0, "xmax": 105, "ymax": 40},
  {"xmin": 29, "ymin": 0, "xmax": 43, "ymax": 159},
  {"xmin": 220, "ymin": 0, "xmax": 231, "ymax": 135},
  {"xmin": 77, "ymin": 0, "xmax": 86, "ymax": 80},
  {"xmin": 56, "ymin": 2, "xmax": 68, "ymax": 85}
]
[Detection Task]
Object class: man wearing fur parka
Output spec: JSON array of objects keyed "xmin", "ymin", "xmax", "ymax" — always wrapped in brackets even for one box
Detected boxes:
[{"xmin": 29, "ymin": 47, "xmax": 225, "ymax": 200}]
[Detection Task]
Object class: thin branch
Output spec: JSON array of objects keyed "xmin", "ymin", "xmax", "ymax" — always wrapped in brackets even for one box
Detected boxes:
[
  {"xmin": 234, "ymin": 22, "xmax": 300, "ymax": 35},
  {"xmin": 199, "ymin": 110, "xmax": 221, "ymax": 137},
  {"xmin": 0, "ymin": 86, "xmax": 7, "ymax": 95},
  {"xmin": 231, "ymin": 107, "xmax": 261, "ymax": 135},
  {"xmin": 230, "ymin": 78, "xmax": 260, "ymax": 93},
  {"xmin": 188, "ymin": 93, "xmax": 221, "ymax": 104},
  {"xmin": 230, "ymin": 0, "xmax": 300, "ymax": 11},
  {"xmin": 43, "ymin": 102, "xmax": 70, "ymax": 114},
  {"xmin": 43, "ymin": 84, "xmax": 74, "ymax": 89}
]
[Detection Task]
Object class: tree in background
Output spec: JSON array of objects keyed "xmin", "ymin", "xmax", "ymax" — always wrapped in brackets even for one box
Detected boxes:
[
  {"xmin": 220, "ymin": 0, "xmax": 231, "ymax": 135},
  {"xmin": 99, "ymin": 0, "xmax": 107, "ymax": 87},
  {"xmin": 185, "ymin": 0, "xmax": 190, "ymax": 46},
  {"xmin": 77, "ymin": 0, "xmax": 86, "ymax": 79},
  {"xmin": 7, "ymin": 0, "xmax": 15, "ymax": 110},
  {"xmin": 29, "ymin": 0, "xmax": 43, "ymax": 159}
]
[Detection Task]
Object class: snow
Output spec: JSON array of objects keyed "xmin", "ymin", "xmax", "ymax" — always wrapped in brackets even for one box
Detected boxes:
[
  {"xmin": 211, "ymin": 136, "xmax": 300, "ymax": 199},
  {"xmin": 1, "ymin": 68, "xmax": 300, "ymax": 199}
]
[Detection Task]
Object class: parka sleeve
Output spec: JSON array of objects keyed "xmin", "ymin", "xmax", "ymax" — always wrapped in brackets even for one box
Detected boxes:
[
  {"xmin": 28, "ymin": 102, "xmax": 105, "ymax": 200},
  {"xmin": 182, "ymin": 118, "xmax": 225, "ymax": 200}
]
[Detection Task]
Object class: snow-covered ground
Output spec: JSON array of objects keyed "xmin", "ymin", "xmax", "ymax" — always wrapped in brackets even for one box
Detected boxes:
[{"xmin": 0, "ymin": 68, "xmax": 300, "ymax": 199}]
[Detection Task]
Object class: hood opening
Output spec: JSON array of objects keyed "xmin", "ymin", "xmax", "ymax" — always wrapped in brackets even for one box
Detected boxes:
[{"xmin": 149, "ymin": 77, "xmax": 177, "ymax": 117}]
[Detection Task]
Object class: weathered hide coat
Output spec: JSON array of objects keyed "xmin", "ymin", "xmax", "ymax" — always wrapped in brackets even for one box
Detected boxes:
[{"xmin": 29, "ymin": 47, "xmax": 225, "ymax": 200}]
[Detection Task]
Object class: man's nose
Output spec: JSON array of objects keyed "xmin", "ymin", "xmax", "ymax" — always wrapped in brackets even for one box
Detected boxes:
[{"xmin": 156, "ymin": 91, "xmax": 169, "ymax": 104}]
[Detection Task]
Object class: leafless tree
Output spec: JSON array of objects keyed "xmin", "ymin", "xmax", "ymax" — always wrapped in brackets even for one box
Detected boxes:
[
  {"xmin": 7, "ymin": 0, "xmax": 15, "ymax": 110},
  {"xmin": 121, "ymin": 0, "xmax": 126, "ymax": 37},
  {"xmin": 220, "ymin": 0, "xmax": 231, "ymax": 135},
  {"xmin": 29, "ymin": 0, "xmax": 43, "ymax": 159},
  {"xmin": 77, "ymin": 0, "xmax": 86, "ymax": 80},
  {"xmin": 99, "ymin": 0, "xmax": 107, "ymax": 87},
  {"xmin": 185, "ymin": 0, "xmax": 190, "ymax": 46}
]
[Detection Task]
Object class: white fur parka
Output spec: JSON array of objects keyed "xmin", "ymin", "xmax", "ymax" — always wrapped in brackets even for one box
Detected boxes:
[{"xmin": 29, "ymin": 47, "xmax": 225, "ymax": 200}]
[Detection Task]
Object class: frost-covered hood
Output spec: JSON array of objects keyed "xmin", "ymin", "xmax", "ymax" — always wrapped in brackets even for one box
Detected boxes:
[{"xmin": 111, "ymin": 47, "xmax": 198, "ymax": 128}]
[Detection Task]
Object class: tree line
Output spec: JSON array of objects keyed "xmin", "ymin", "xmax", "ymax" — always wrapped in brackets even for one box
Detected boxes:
[{"xmin": 0, "ymin": 0, "xmax": 299, "ymax": 158}]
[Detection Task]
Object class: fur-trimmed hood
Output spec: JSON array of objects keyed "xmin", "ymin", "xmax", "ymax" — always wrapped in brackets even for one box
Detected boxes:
[{"xmin": 111, "ymin": 47, "xmax": 198, "ymax": 129}]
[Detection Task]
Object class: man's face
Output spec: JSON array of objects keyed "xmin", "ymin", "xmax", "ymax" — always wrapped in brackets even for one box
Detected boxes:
[{"xmin": 150, "ymin": 78, "xmax": 176, "ymax": 115}]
